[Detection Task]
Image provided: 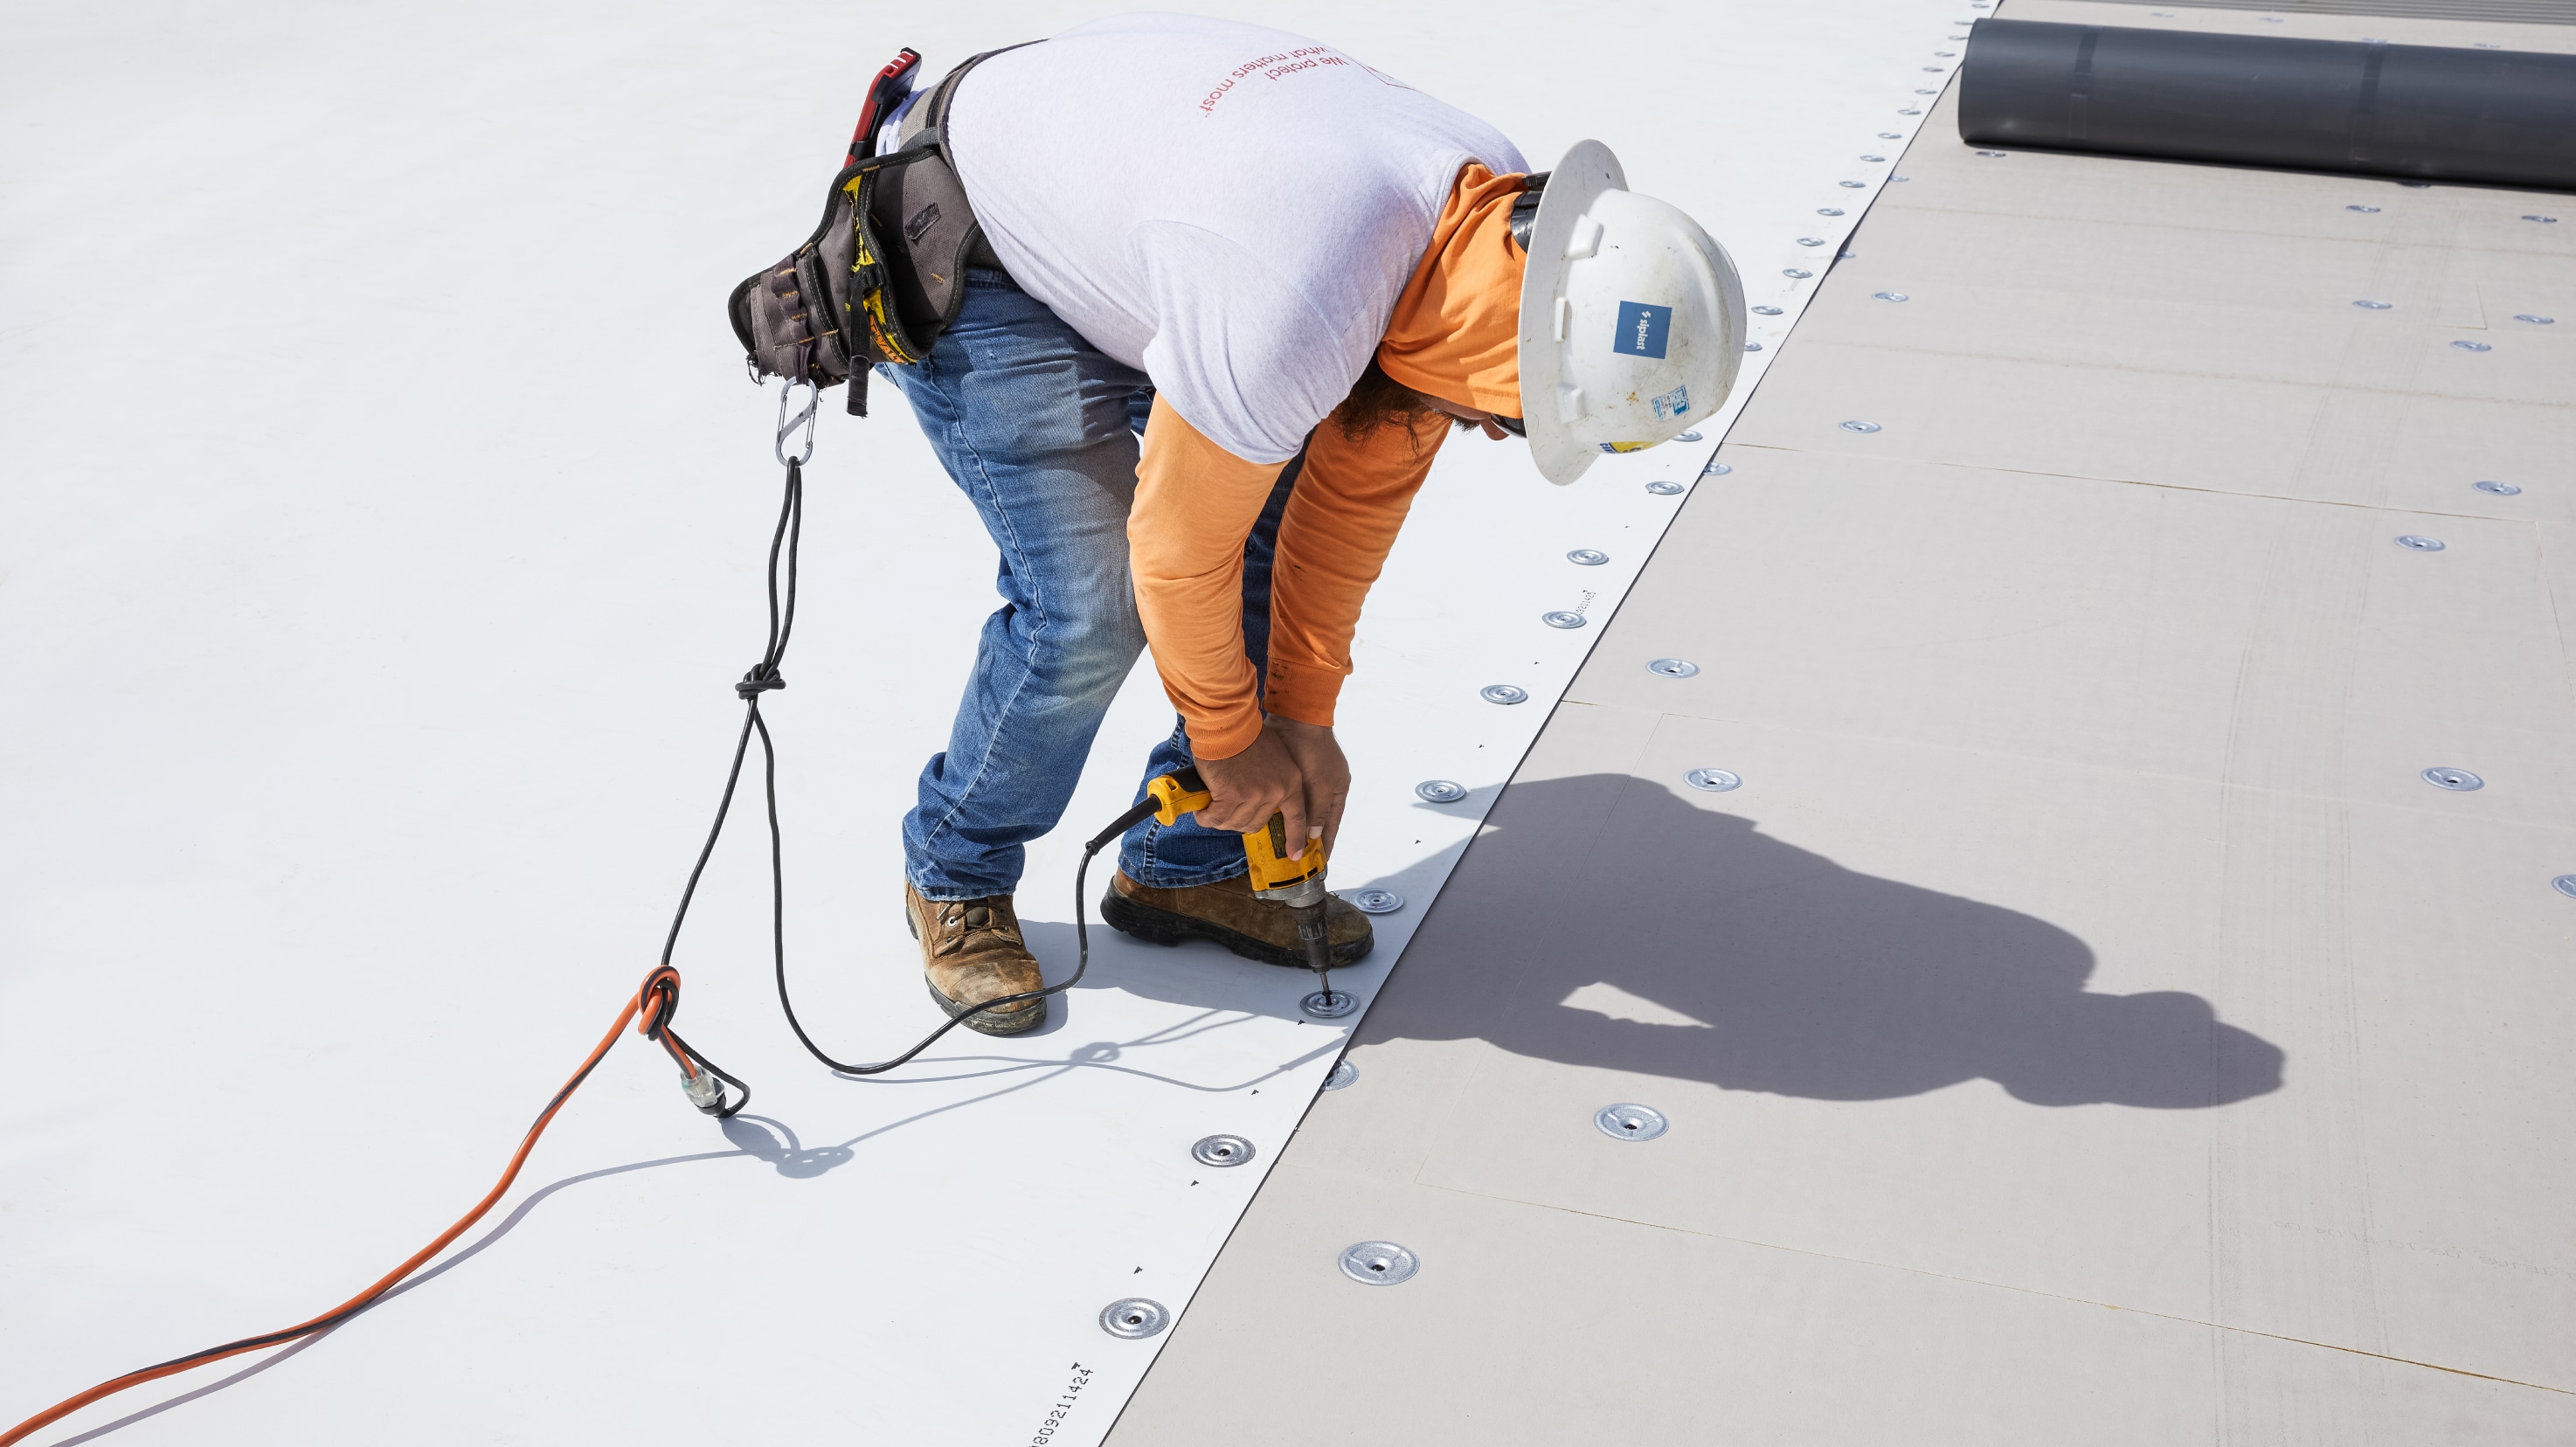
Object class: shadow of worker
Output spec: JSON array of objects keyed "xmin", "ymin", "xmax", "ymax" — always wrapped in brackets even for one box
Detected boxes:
[{"xmin": 1360, "ymin": 772, "xmax": 2283, "ymax": 1108}]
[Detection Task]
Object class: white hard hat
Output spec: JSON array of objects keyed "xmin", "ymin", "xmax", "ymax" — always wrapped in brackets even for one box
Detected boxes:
[{"xmin": 1515, "ymin": 142, "xmax": 1748, "ymax": 485}]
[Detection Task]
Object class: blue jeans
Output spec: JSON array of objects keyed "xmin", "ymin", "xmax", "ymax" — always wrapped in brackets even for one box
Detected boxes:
[{"xmin": 883, "ymin": 268, "xmax": 1299, "ymax": 901}]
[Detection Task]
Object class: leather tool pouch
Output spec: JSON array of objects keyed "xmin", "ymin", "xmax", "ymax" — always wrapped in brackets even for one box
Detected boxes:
[{"xmin": 726, "ymin": 48, "xmax": 1015, "ymax": 416}]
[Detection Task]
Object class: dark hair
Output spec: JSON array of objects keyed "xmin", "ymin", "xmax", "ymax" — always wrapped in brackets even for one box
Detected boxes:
[{"xmin": 1332, "ymin": 358, "xmax": 1439, "ymax": 443}]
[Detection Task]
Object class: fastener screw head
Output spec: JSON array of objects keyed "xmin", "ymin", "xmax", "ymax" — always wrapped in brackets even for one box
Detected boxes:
[
  {"xmin": 1338, "ymin": 1241, "xmax": 1419, "ymax": 1285},
  {"xmin": 1347, "ymin": 889, "xmax": 1404, "ymax": 915},
  {"xmin": 1190, "ymin": 1134, "xmax": 1256, "ymax": 1167},
  {"xmin": 1099, "ymin": 1298, "xmax": 1171, "ymax": 1339},
  {"xmin": 1595, "ymin": 1103, "xmax": 1670, "ymax": 1141}
]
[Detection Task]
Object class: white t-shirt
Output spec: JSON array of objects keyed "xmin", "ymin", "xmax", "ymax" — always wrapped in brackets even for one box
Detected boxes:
[{"xmin": 947, "ymin": 14, "xmax": 1525, "ymax": 464}]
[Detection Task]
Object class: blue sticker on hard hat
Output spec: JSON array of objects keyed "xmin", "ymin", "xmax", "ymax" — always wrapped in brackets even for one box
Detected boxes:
[
  {"xmin": 1651, "ymin": 384, "xmax": 1690, "ymax": 419},
  {"xmin": 1612, "ymin": 301, "xmax": 1672, "ymax": 359}
]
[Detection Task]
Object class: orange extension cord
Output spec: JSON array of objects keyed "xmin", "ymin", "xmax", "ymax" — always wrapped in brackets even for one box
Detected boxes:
[{"xmin": 1, "ymin": 965, "xmax": 733, "ymax": 1447}]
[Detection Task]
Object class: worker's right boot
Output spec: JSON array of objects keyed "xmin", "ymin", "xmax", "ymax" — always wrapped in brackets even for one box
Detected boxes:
[
  {"xmin": 904, "ymin": 883, "xmax": 1048, "ymax": 1035},
  {"xmin": 1100, "ymin": 869, "xmax": 1374, "ymax": 968}
]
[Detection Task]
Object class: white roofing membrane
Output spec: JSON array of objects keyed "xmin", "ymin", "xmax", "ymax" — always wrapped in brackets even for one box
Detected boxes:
[{"xmin": 4, "ymin": 2, "xmax": 1972, "ymax": 1442}]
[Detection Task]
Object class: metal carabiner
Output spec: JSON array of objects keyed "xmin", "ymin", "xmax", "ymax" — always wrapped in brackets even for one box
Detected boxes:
[{"xmin": 775, "ymin": 377, "xmax": 820, "ymax": 467}]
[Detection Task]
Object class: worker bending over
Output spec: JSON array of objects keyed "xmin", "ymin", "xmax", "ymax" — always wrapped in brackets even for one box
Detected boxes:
[{"xmin": 847, "ymin": 14, "xmax": 1742, "ymax": 1031}]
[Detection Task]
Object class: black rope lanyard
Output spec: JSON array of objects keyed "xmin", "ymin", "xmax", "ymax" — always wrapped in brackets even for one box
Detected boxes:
[{"xmin": 656, "ymin": 382, "xmax": 1162, "ymax": 1085}]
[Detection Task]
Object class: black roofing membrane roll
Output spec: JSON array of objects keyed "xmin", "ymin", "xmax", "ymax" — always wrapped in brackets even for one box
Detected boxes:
[{"xmin": 1959, "ymin": 18, "xmax": 2576, "ymax": 190}]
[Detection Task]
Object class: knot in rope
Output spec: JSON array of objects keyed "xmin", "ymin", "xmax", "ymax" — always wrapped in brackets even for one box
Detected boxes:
[
  {"xmin": 736, "ymin": 665, "xmax": 786, "ymax": 700},
  {"xmin": 634, "ymin": 965, "xmax": 683, "ymax": 1042}
]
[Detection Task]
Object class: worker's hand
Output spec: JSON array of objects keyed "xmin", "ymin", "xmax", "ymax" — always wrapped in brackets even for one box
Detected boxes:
[
  {"xmin": 1193, "ymin": 728, "xmax": 1308, "ymax": 843},
  {"xmin": 1266, "ymin": 717, "xmax": 1350, "ymax": 859},
  {"xmin": 1192, "ymin": 719, "xmax": 1349, "ymax": 858}
]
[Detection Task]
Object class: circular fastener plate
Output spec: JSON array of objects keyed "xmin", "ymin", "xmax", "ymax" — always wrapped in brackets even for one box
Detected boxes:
[
  {"xmin": 2421, "ymin": 766, "xmax": 2484, "ymax": 792},
  {"xmin": 2347, "ymin": 204, "xmax": 2382, "ymax": 212},
  {"xmin": 1415, "ymin": 779, "xmax": 1467, "ymax": 803},
  {"xmin": 1900, "ymin": 107, "xmax": 1923, "ymax": 114},
  {"xmin": 1842, "ymin": 178, "xmax": 1870, "ymax": 187},
  {"xmin": 1873, "ymin": 291, "xmax": 1910, "ymax": 301},
  {"xmin": 1703, "ymin": 462, "xmax": 1734, "ymax": 476},
  {"xmin": 1646, "ymin": 658, "xmax": 1701, "ymax": 678},
  {"xmin": 1686, "ymin": 768, "xmax": 1743, "ymax": 793},
  {"xmin": 1596, "ymin": 1103, "xmax": 1670, "ymax": 1141},
  {"xmin": 2553, "ymin": 875, "xmax": 2576, "ymax": 900},
  {"xmin": 1783, "ymin": 267, "xmax": 1813, "ymax": 279},
  {"xmin": 1339, "ymin": 1241, "xmax": 1420, "ymax": 1285},
  {"xmin": 2524, "ymin": 214, "xmax": 2559, "ymax": 223},
  {"xmin": 1841, "ymin": 419, "xmax": 1882, "ymax": 433},
  {"xmin": 1674, "ymin": 431, "xmax": 1704, "ymax": 442},
  {"xmin": 1744, "ymin": 342, "xmax": 1763, "ymax": 351},
  {"xmin": 1099, "ymin": 1298, "xmax": 1170, "ymax": 1339},
  {"xmin": 1976, "ymin": 149, "xmax": 2006, "ymax": 157},
  {"xmin": 1348, "ymin": 888, "xmax": 1404, "ymax": 915},
  {"xmin": 2515, "ymin": 314, "xmax": 2555, "ymax": 324},
  {"xmin": 1646, "ymin": 480, "xmax": 1686, "ymax": 495},
  {"xmin": 2353, "ymin": 299, "xmax": 2392, "ymax": 309},
  {"xmin": 2474, "ymin": 481, "xmax": 2522, "ymax": 495},
  {"xmin": 1302, "ymin": 988, "xmax": 1360, "ymax": 1020},
  {"xmin": 1752, "ymin": 304, "xmax": 1783, "ymax": 315},
  {"xmin": 1817, "ymin": 207, "xmax": 1845, "ymax": 217},
  {"xmin": 1568, "ymin": 549, "xmax": 1610, "ymax": 565},
  {"xmin": 2395, "ymin": 535, "xmax": 2446, "ymax": 551},
  {"xmin": 1797, "ymin": 237, "xmax": 1827, "ymax": 246},
  {"xmin": 1190, "ymin": 1133, "xmax": 1255, "ymax": 1167},
  {"xmin": 1541, "ymin": 611, "xmax": 1588, "ymax": 629},
  {"xmin": 2451, "ymin": 339, "xmax": 2492, "ymax": 351},
  {"xmin": 1860, "ymin": 154, "xmax": 1886, "ymax": 162},
  {"xmin": 1879, "ymin": 130, "xmax": 1903, "ymax": 138},
  {"xmin": 1480, "ymin": 683, "xmax": 1529, "ymax": 704},
  {"xmin": 1324, "ymin": 1058, "xmax": 1361, "ymax": 1090}
]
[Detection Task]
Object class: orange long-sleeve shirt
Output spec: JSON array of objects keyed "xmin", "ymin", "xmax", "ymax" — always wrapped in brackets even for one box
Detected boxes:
[
  {"xmin": 1129, "ymin": 399, "xmax": 1449, "ymax": 758},
  {"xmin": 1126, "ymin": 163, "xmax": 1526, "ymax": 759}
]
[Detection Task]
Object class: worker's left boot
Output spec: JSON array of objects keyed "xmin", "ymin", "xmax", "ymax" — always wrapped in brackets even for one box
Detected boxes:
[{"xmin": 1101, "ymin": 869, "xmax": 1373, "ymax": 968}]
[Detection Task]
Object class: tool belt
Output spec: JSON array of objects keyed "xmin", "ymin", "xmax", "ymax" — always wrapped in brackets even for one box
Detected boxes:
[{"xmin": 727, "ymin": 46, "xmax": 1021, "ymax": 416}]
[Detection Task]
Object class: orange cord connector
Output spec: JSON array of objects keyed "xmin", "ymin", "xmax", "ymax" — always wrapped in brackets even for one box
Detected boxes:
[{"xmin": 1, "ymin": 966, "xmax": 739, "ymax": 1447}]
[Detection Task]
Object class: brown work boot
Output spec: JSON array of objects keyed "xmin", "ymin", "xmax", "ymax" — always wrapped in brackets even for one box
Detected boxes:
[
  {"xmin": 904, "ymin": 883, "xmax": 1047, "ymax": 1035},
  {"xmin": 1100, "ymin": 870, "xmax": 1374, "ymax": 968}
]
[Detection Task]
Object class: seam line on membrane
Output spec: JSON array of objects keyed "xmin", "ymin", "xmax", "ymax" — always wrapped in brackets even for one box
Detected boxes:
[{"xmin": 1409, "ymin": 1180, "xmax": 2576, "ymax": 1395}]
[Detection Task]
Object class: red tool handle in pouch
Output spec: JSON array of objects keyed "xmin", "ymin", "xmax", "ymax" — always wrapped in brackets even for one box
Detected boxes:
[{"xmin": 846, "ymin": 47, "xmax": 924, "ymax": 166}]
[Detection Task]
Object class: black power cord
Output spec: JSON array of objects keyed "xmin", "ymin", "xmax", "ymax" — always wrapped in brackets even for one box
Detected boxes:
[{"xmin": 659, "ymin": 447, "xmax": 1153, "ymax": 1082}]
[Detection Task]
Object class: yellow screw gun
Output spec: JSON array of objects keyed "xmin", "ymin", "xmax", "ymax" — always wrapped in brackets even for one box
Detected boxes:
[{"xmin": 1142, "ymin": 765, "xmax": 1349, "ymax": 1014}]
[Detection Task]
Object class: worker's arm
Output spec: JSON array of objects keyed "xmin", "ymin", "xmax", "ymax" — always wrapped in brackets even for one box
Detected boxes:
[
  {"xmin": 1260, "ymin": 408, "xmax": 1451, "ymax": 730},
  {"xmin": 1130, "ymin": 396, "xmax": 1321, "ymax": 840}
]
